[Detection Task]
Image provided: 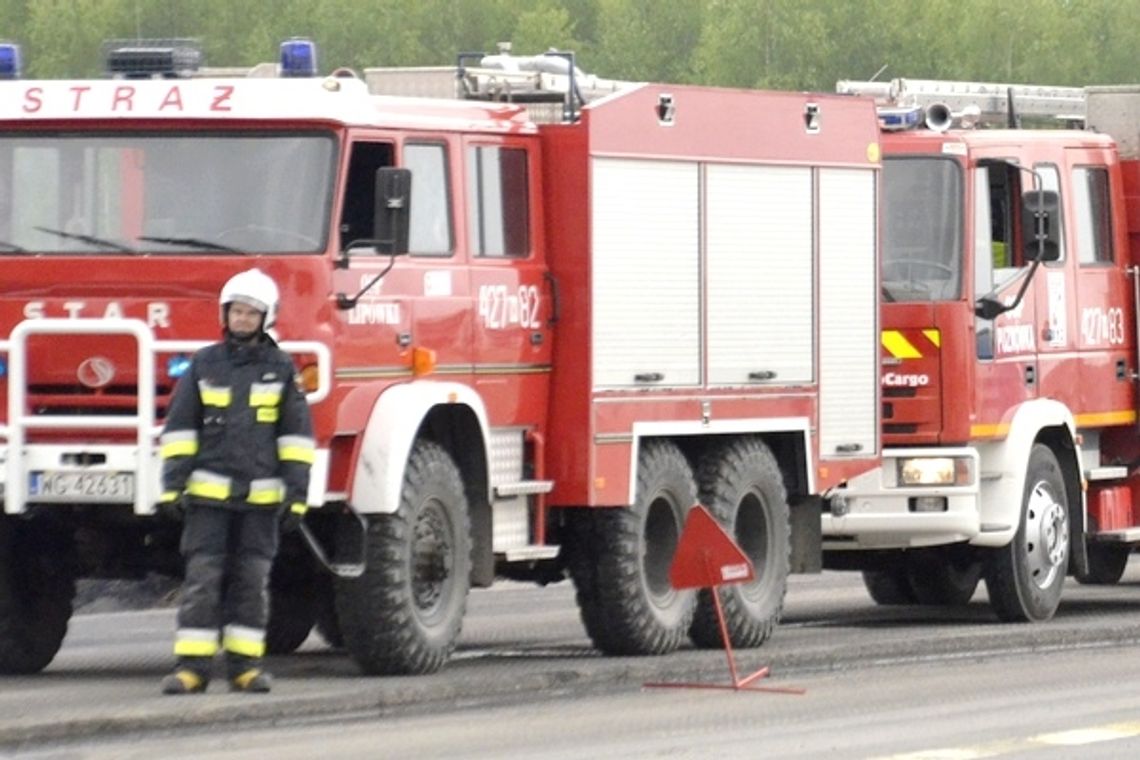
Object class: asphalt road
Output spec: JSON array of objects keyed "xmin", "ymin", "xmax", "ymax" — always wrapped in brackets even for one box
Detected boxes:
[{"xmin": 4, "ymin": 562, "xmax": 1140, "ymax": 753}]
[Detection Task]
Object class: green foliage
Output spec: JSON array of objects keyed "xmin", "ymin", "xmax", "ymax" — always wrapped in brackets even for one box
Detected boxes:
[{"xmin": 7, "ymin": 0, "xmax": 1140, "ymax": 90}]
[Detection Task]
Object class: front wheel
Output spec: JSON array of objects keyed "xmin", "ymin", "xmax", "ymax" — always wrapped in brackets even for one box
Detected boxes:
[
  {"xmin": 689, "ymin": 438, "xmax": 789, "ymax": 649},
  {"xmin": 336, "ymin": 439, "xmax": 471, "ymax": 675},
  {"xmin": 0, "ymin": 519, "xmax": 76, "ymax": 674},
  {"xmin": 985, "ymin": 444, "xmax": 1069, "ymax": 622}
]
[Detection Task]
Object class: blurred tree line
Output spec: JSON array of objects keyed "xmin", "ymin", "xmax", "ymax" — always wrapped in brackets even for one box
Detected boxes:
[{"xmin": 3, "ymin": 0, "xmax": 1140, "ymax": 90}]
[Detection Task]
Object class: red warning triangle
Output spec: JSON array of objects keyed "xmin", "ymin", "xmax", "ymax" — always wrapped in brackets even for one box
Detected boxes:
[{"xmin": 669, "ymin": 505, "xmax": 755, "ymax": 590}]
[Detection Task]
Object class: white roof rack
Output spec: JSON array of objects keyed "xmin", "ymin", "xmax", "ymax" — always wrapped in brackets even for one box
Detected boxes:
[{"xmin": 837, "ymin": 78, "xmax": 1086, "ymax": 128}]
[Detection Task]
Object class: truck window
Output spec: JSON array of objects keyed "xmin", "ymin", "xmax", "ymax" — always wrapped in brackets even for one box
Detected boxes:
[
  {"xmin": 1034, "ymin": 163, "xmax": 1065, "ymax": 263},
  {"xmin": 466, "ymin": 145, "xmax": 529, "ymax": 257},
  {"xmin": 1, "ymin": 133, "xmax": 333, "ymax": 254},
  {"xmin": 882, "ymin": 156, "xmax": 962, "ymax": 302},
  {"xmin": 1073, "ymin": 166, "xmax": 1113, "ymax": 265},
  {"xmin": 405, "ymin": 142, "xmax": 452, "ymax": 256},
  {"xmin": 340, "ymin": 141, "xmax": 395, "ymax": 250},
  {"xmin": 984, "ymin": 161, "xmax": 1020, "ymax": 287}
]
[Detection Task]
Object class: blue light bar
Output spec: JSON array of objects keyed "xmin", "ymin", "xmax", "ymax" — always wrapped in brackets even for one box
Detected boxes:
[
  {"xmin": 877, "ymin": 106, "xmax": 923, "ymax": 131},
  {"xmin": 0, "ymin": 43, "xmax": 22, "ymax": 80},
  {"xmin": 166, "ymin": 355, "xmax": 192, "ymax": 379},
  {"xmin": 280, "ymin": 38, "xmax": 318, "ymax": 78}
]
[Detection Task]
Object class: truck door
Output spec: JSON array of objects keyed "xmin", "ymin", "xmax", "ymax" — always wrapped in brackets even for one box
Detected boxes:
[
  {"xmin": 1066, "ymin": 150, "xmax": 1135, "ymax": 425},
  {"xmin": 463, "ymin": 137, "xmax": 552, "ymax": 429},
  {"xmin": 332, "ymin": 136, "xmax": 473, "ymax": 382},
  {"xmin": 972, "ymin": 158, "xmax": 1039, "ymax": 429}
]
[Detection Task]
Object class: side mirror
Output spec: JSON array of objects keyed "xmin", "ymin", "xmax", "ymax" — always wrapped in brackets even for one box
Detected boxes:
[
  {"xmin": 1022, "ymin": 189, "xmax": 1060, "ymax": 262},
  {"xmin": 373, "ymin": 167, "xmax": 411, "ymax": 255}
]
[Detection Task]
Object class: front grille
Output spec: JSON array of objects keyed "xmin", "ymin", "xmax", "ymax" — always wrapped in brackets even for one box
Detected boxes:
[{"xmin": 25, "ymin": 382, "xmax": 176, "ymax": 419}]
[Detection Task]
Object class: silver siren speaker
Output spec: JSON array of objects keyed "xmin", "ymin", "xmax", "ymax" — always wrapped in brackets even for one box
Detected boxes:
[{"xmin": 924, "ymin": 102, "xmax": 953, "ymax": 132}]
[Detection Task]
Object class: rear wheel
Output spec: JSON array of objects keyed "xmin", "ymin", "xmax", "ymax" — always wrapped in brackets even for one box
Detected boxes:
[
  {"xmin": 0, "ymin": 518, "xmax": 76, "ymax": 674},
  {"xmin": 985, "ymin": 444, "xmax": 1069, "ymax": 622},
  {"xmin": 336, "ymin": 439, "xmax": 471, "ymax": 674},
  {"xmin": 906, "ymin": 552, "xmax": 982, "ymax": 606},
  {"xmin": 568, "ymin": 440, "xmax": 697, "ymax": 656},
  {"xmin": 861, "ymin": 568, "xmax": 917, "ymax": 606},
  {"xmin": 689, "ymin": 438, "xmax": 789, "ymax": 649}
]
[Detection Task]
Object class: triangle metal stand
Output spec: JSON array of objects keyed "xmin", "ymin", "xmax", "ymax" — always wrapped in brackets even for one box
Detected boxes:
[{"xmin": 643, "ymin": 549, "xmax": 805, "ymax": 695}]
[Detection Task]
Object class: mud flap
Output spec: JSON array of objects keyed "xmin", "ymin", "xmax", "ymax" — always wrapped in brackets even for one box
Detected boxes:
[
  {"xmin": 789, "ymin": 495, "xmax": 822, "ymax": 573},
  {"xmin": 298, "ymin": 508, "xmax": 367, "ymax": 579}
]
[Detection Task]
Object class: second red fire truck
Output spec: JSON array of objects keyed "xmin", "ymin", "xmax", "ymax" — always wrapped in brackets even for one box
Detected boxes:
[
  {"xmin": 828, "ymin": 77, "xmax": 1140, "ymax": 621},
  {"xmin": 0, "ymin": 41, "xmax": 882, "ymax": 675}
]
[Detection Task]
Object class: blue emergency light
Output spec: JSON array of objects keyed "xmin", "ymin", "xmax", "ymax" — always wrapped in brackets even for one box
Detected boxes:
[
  {"xmin": 166, "ymin": 354, "xmax": 192, "ymax": 380},
  {"xmin": 877, "ymin": 105, "xmax": 923, "ymax": 131},
  {"xmin": 0, "ymin": 43, "xmax": 22, "ymax": 80},
  {"xmin": 280, "ymin": 38, "xmax": 318, "ymax": 78}
]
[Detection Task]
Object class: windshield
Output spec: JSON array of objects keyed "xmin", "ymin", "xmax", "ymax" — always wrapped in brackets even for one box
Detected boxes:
[
  {"xmin": 0, "ymin": 132, "xmax": 335, "ymax": 254},
  {"xmin": 882, "ymin": 157, "xmax": 963, "ymax": 302}
]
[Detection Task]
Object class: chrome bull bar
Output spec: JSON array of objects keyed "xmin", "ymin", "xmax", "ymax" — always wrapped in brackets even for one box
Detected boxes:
[{"xmin": 0, "ymin": 318, "xmax": 330, "ymax": 516}]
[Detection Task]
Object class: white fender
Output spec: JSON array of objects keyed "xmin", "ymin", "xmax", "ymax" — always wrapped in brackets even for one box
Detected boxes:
[
  {"xmin": 972, "ymin": 398, "xmax": 1078, "ymax": 547},
  {"xmin": 350, "ymin": 380, "xmax": 491, "ymax": 514}
]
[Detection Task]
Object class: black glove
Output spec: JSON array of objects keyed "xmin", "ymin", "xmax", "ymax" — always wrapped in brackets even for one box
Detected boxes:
[
  {"xmin": 279, "ymin": 504, "xmax": 307, "ymax": 534},
  {"xmin": 157, "ymin": 494, "xmax": 186, "ymax": 522}
]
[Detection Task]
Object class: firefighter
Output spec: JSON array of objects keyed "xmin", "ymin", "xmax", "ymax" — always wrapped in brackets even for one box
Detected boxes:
[{"xmin": 157, "ymin": 268, "xmax": 314, "ymax": 694}]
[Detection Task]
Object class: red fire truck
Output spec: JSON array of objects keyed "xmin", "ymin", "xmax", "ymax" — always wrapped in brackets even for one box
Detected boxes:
[
  {"xmin": 826, "ymin": 78, "xmax": 1140, "ymax": 621},
  {"xmin": 0, "ymin": 39, "xmax": 881, "ymax": 675}
]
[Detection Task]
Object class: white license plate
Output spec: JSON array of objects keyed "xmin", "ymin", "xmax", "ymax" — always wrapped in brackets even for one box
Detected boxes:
[{"xmin": 28, "ymin": 471, "xmax": 135, "ymax": 502}]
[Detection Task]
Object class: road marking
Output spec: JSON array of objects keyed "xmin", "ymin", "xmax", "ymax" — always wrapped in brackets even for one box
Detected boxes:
[{"xmin": 874, "ymin": 721, "xmax": 1140, "ymax": 759}]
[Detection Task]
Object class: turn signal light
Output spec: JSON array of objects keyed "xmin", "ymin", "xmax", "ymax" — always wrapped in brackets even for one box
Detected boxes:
[
  {"xmin": 298, "ymin": 362, "xmax": 321, "ymax": 393},
  {"xmin": 412, "ymin": 347, "xmax": 437, "ymax": 377}
]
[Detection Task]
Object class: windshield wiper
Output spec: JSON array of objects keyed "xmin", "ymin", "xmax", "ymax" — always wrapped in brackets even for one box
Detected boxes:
[
  {"xmin": 34, "ymin": 226, "xmax": 136, "ymax": 253},
  {"xmin": 137, "ymin": 235, "xmax": 243, "ymax": 254},
  {"xmin": 0, "ymin": 240, "xmax": 25, "ymax": 252}
]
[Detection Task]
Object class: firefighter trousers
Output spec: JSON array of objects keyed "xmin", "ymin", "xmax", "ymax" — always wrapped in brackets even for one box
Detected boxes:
[{"xmin": 174, "ymin": 503, "xmax": 279, "ymax": 677}]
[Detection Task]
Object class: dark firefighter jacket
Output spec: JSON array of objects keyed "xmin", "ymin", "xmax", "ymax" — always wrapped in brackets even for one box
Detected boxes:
[{"xmin": 159, "ymin": 335, "xmax": 314, "ymax": 513}]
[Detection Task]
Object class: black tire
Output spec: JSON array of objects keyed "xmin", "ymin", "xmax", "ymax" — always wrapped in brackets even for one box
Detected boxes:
[
  {"xmin": 336, "ymin": 439, "xmax": 471, "ymax": 675},
  {"xmin": 1075, "ymin": 544, "xmax": 1131, "ymax": 585},
  {"xmin": 314, "ymin": 576, "xmax": 344, "ymax": 648},
  {"xmin": 0, "ymin": 519, "xmax": 76, "ymax": 674},
  {"xmin": 265, "ymin": 583, "xmax": 317, "ymax": 655},
  {"xmin": 689, "ymin": 438, "xmax": 789, "ymax": 649},
  {"xmin": 567, "ymin": 440, "xmax": 697, "ymax": 656},
  {"xmin": 906, "ymin": 553, "xmax": 982, "ymax": 606},
  {"xmin": 984, "ymin": 444, "xmax": 1069, "ymax": 622},
  {"xmin": 861, "ymin": 568, "xmax": 918, "ymax": 605}
]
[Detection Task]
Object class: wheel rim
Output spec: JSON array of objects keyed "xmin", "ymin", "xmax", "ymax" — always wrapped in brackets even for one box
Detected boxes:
[
  {"xmin": 643, "ymin": 495, "xmax": 681, "ymax": 604},
  {"xmin": 735, "ymin": 490, "xmax": 770, "ymax": 597},
  {"xmin": 1024, "ymin": 480, "xmax": 1068, "ymax": 589},
  {"xmin": 411, "ymin": 496, "xmax": 455, "ymax": 623}
]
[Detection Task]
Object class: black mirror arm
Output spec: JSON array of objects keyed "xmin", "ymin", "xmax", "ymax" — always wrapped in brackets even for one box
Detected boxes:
[
  {"xmin": 335, "ymin": 252, "xmax": 398, "ymax": 310},
  {"xmin": 974, "ymin": 257, "xmax": 1041, "ymax": 320}
]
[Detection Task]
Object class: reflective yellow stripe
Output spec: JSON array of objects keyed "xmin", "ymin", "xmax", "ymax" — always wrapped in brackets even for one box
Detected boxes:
[
  {"xmin": 256, "ymin": 407, "xmax": 279, "ymax": 423},
  {"xmin": 1075, "ymin": 410, "xmax": 1137, "ymax": 427},
  {"xmin": 158, "ymin": 490, "xmax": 180, "ymax": 503},
  {"xmin": 174, "ymin": 640, "xmax": 219, "ymax": 657},
  {"xmin": 278, "ymin": 445, "xmax": 315, "ymax": 464},
  {"xmin": 248, "ymin": 487, "xmax": 285, "ymax": 505},
  {"xmin": 289, "ymin": 502, "xmax": 308, "ymax": 516},
  {"xmin": 174, "ymin": 628, "xmax": 220, "ymax": 657},
  {"xmin": 922, "ymin": 328, "xmax": 941, "ymax": 348},
  {"xmin": 186, "ymin": 480, "xmax": 230, "ymax": 500},
  {"xmin": 222, "ymin": 634, "xmax": 266, "ymax": 658},
  {"xmin": 198, "ymin": 381, "xmax": 232, "ymax": 407},
  {"xmin": 160, "ymin": 439, "xmax": 198, "ymax": 458},
  {"xmin": 249, "ymin": 393, "xmax": 282, "ymax": 407},
  {"xmin": 882, "ymin": 330, "xmax": 923, "ymax": 359},
  {"xmin": 232, "ymin": 669, "xmax": 264, "ymax": 689}
]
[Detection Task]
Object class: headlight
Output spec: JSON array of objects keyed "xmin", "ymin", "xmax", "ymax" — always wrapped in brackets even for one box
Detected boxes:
[{"xmin": 897, "ymin": 456, "xmax": 973, "ymax": 486}]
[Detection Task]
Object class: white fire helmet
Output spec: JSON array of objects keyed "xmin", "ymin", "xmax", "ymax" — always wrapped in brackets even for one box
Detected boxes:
[{"xmin": 219, "ymin": 268, "xmax": 279, "ymax": 330}]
